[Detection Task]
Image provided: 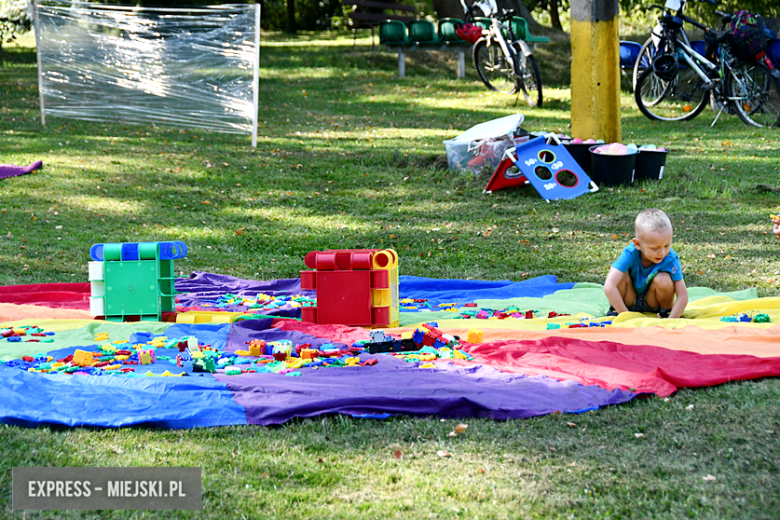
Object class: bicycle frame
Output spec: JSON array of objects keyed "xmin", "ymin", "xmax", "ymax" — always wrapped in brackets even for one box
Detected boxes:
[
  {"xmin": 674, "ymin": 39, "xmax": 717, "ymax": 86},
  {"xmin": 486, "ymin": 19, "xmax": 517, "ymax": 72}
]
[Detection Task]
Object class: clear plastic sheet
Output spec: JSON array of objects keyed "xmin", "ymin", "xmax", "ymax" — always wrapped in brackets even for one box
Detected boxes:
[{"xmin": 35, "ymin": 0, "xmax": 258, "ymax": 135}]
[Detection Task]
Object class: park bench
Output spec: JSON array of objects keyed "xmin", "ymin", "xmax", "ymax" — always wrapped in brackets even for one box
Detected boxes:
[
  {"xmin": 379, "ymin": 18, "xmax": 470, "ymax": 78},
  {"xmin": 380, "ymin": 15, "xmax": 549, "ymax": 79},
  {"xmin": 343, "ymin": 0, "xmax": 416, "ymax": 49}
]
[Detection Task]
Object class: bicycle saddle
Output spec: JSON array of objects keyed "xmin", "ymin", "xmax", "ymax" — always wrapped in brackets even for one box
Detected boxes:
[{"xmin": 711, "ymin": 30, "xmax": 733, "ymax": 44}]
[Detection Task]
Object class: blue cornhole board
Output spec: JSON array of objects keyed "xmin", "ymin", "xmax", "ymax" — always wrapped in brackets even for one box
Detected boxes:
[{"xmin": 505, "ymin": 136, "xmax": 599, "ymax": 201}]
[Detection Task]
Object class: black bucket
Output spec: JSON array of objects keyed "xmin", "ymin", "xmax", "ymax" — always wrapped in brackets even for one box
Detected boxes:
[
  {"xmin": 635, "ymin": 149, "xmax": 669, "ymax": 181},
  {"xmin": 563, "ymin": 143, "xmax": 594, "ymax": 174},
  {"xmin": 589, "ymin": 146, "xmax": 638, "ymax": 187}
]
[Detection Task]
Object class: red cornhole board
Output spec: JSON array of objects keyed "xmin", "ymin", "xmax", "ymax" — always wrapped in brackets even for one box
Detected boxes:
[{"xmin": 483, "ymin": 154, "xmax": 529, "ymax": 193}]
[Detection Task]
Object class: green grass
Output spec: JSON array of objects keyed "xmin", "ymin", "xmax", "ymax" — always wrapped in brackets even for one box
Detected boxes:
[{"xmin": 0, "ymin": 30, "xmax": 779, "ymax": 519}]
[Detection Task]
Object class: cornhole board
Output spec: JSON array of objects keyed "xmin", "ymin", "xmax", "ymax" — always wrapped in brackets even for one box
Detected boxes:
[{"xmin": 485, "ymin": 136, "xmax": 598, "ymax": 201}]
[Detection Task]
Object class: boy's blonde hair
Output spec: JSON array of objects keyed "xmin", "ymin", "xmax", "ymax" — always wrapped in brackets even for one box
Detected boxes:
[{"xmin": 635, "ymin": 208, "xmax": 672, "ymax": 235}]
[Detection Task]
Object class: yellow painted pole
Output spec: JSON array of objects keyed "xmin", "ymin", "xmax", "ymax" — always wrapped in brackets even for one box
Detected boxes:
[{"xmin": 570, "ymin": 0, "xmax": 621, "ymax": 143}]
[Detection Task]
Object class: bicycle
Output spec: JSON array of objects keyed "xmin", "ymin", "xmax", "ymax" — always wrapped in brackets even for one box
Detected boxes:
[
  {"xmin": 459, "ymin": 0, "xmax": 543, "ymax": 106},
  {"xmin": 631, "ymin": 0, "xmax": 701, "ymax": 91},
  {"xmin": 634, "ymin": 2, "xmax": 780, "ymax": 127}
]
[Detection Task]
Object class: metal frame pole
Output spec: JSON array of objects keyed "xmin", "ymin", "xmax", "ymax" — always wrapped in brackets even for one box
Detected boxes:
[
  {"xmin": 33, "ymin": 0, "xmax": 46, "ymax": 125},
  {"xmin": 251, "ymin": 3, "xmax": 261, "ymax": 148}
]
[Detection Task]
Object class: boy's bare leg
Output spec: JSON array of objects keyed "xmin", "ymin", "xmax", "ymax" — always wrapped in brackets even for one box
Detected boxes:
[
  {"xmin": 646, "ymin": 272, "xmax": 674, "ymax": 310},
  {"xmin": 616, "ymin": 270, "xmax": 637, "ymax": 308}
]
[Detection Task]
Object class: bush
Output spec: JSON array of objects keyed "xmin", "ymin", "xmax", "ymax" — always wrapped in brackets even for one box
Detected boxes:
[{"xmin": 261, "ymin": 0, "xmax": 343, "ymax": 31}]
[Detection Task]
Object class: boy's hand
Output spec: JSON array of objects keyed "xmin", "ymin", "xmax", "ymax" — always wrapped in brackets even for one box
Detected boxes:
[{"xmin": 773, "ymin": 214, "xmax": 780, "ymax": 239}]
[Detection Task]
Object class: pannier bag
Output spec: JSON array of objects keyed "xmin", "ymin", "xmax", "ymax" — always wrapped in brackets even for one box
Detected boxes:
[{"xmin": 730, "ymin": 10, "xmax": 768, "ymax": 61}]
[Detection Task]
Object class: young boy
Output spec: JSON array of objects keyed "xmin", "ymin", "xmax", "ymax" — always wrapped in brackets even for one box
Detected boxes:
[
  {"xmin": 772, "ymin": 215, "xmax": 780, "ymax": 239},
  {"xmin": 604, "ymin": 208, "xmax": 688, "ymax": 319}
]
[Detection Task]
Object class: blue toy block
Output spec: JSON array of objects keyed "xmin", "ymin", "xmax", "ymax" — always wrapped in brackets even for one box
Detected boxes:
[{"xmin": 502, "ymin": 136, "xmax": 599, "ymax": 201}]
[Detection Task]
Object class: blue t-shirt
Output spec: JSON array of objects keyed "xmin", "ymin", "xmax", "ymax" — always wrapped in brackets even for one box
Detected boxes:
[{"xmin": 612, "ymin": 242, "xmax": 683, "ymax": 295}]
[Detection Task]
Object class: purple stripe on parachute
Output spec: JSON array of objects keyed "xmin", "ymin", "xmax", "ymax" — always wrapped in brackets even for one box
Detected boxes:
[
  {"xmin": 215, "ymin": 355, "xmax": 636, "ymax": 425},
  {"xmin": 226, "ymin": 319, "xmax": 348, "ymax": 352},
  {"xmin": 217, "ymin": 320, "xmax": 636, "ymax": 425},
  {"xmin": 174, "ymin": 272, "xmax": 313, "ymax": 309}
]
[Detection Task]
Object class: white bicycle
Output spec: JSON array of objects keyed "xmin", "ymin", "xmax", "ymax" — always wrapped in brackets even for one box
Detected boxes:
[{"xmin": 460, "ymin": 0, "xmax": 543, "ymax": 106}]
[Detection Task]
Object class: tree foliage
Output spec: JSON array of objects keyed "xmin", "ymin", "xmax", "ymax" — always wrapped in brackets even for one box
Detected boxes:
[
  {"xmin": 0, "ymin": 0, "xmax": 31, "ymax": 51},
  {"xmin": 621, "ymin": 0, "xmax": 778, "ymax": 28}
]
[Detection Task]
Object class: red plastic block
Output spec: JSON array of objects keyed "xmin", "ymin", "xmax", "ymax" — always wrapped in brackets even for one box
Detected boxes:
[{"xmin": 300, "ymin": 249, "xmax": 399, "ymax": 328}]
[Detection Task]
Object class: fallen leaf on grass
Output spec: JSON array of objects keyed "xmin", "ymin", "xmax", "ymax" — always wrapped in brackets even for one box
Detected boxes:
[
  {"xmin": 566, "ymin": 422, "xmax": 577, "ymax": 428},
  {"xmin": 634, "ymin": 433, "xmax": 644, "ymax": 438},
  {"xmin": 454, "ymin": 423, "xmax": 468, "ymax": 434},
  {"xmin": 477, "ymin": 468, "xmax": 485, "ymax": 474},
  {"xmin": 686, "ymin": 404, "xmax": 694, "ymax": 411},
  {"xmin": 703, "ymin": 474, "xmax": 716, "ymax": 481},
  {"xmin": 393, "ymin": 450, "xmax": 402, "ymax": 459},
  {"xmin": 437, "ymin": 450, "xmax": 451, "ymax": 458}
]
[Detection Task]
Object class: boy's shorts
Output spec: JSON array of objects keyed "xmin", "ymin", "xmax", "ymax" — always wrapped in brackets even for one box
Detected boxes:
[{"xmin": 630, "ymin": 292, "xmax": 658, "ymax": 313}]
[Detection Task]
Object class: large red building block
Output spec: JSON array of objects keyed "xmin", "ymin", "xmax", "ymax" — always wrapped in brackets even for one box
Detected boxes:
[{"xmin": 300, "ymin": 249, "xmax": 399, "ymax": 329}]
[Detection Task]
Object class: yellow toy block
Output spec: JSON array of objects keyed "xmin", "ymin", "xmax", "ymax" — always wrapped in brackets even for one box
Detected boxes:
[
  {"xmin": 138, "ymin": 349, "xmax": 156, "ymax": 365},
  {"xmin": 466, "ymin": 328, "xmax": 484, "ymax": 344},
  {"xmin": 94, "ymin": 332, "xmax": 109, "ymax": 341},
  {"xmin": 453, "ymin": 349, "xmax": 468, "ymax": 359},
  {"xmin": 73, "ymin": 350, "xmax": 95, "ymax": 367},
  {"xmin": 176, "ymin": 311, "xmax": 254, "ymax": 324},
  {"xmin": 248, "ymin": 340, "xmax": 266, "ymax": 357}
]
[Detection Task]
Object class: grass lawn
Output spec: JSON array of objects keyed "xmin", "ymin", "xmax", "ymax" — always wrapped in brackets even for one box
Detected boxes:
[{"xmin": 1, "ymin": 29, "xmax": 779, "ymax": 519}]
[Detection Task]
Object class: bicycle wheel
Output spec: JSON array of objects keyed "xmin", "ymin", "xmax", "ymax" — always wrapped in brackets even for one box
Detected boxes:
[
  {"xmin": 511, "ymin": 44, "xmax": 543, "ymax": 107},
  {"xmin": 632, "ymin": 37, "xmax": 657, "ymax": 92},
  {"xmin": 635, "ymin": 66, "xmax": 709, "ymax": 122},
  {"xmin": 473, "ymin": 38, "xmax": 520, "ymax": 94},
  {"xmin": 726, "ymin": 61, "xmax": 780, "ymax": 128}
]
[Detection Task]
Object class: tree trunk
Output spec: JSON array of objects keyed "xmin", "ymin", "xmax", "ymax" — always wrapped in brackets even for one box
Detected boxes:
[
  {"xmin": 548, "ymin": 0, "xmax": 561, "ymax": 30},
  {"xmin": 286, "ymin": 0, "xmax": 296, "ymax": 33},
  {"xmin": 432, "ymin": 0, "xmax": 466, "ymax": 20}
]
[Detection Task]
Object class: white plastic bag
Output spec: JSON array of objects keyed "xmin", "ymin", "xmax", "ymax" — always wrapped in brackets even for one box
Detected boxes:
[{"xmin": 443, "ymin": 113, "xmax": 525, "ymax": 174}]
